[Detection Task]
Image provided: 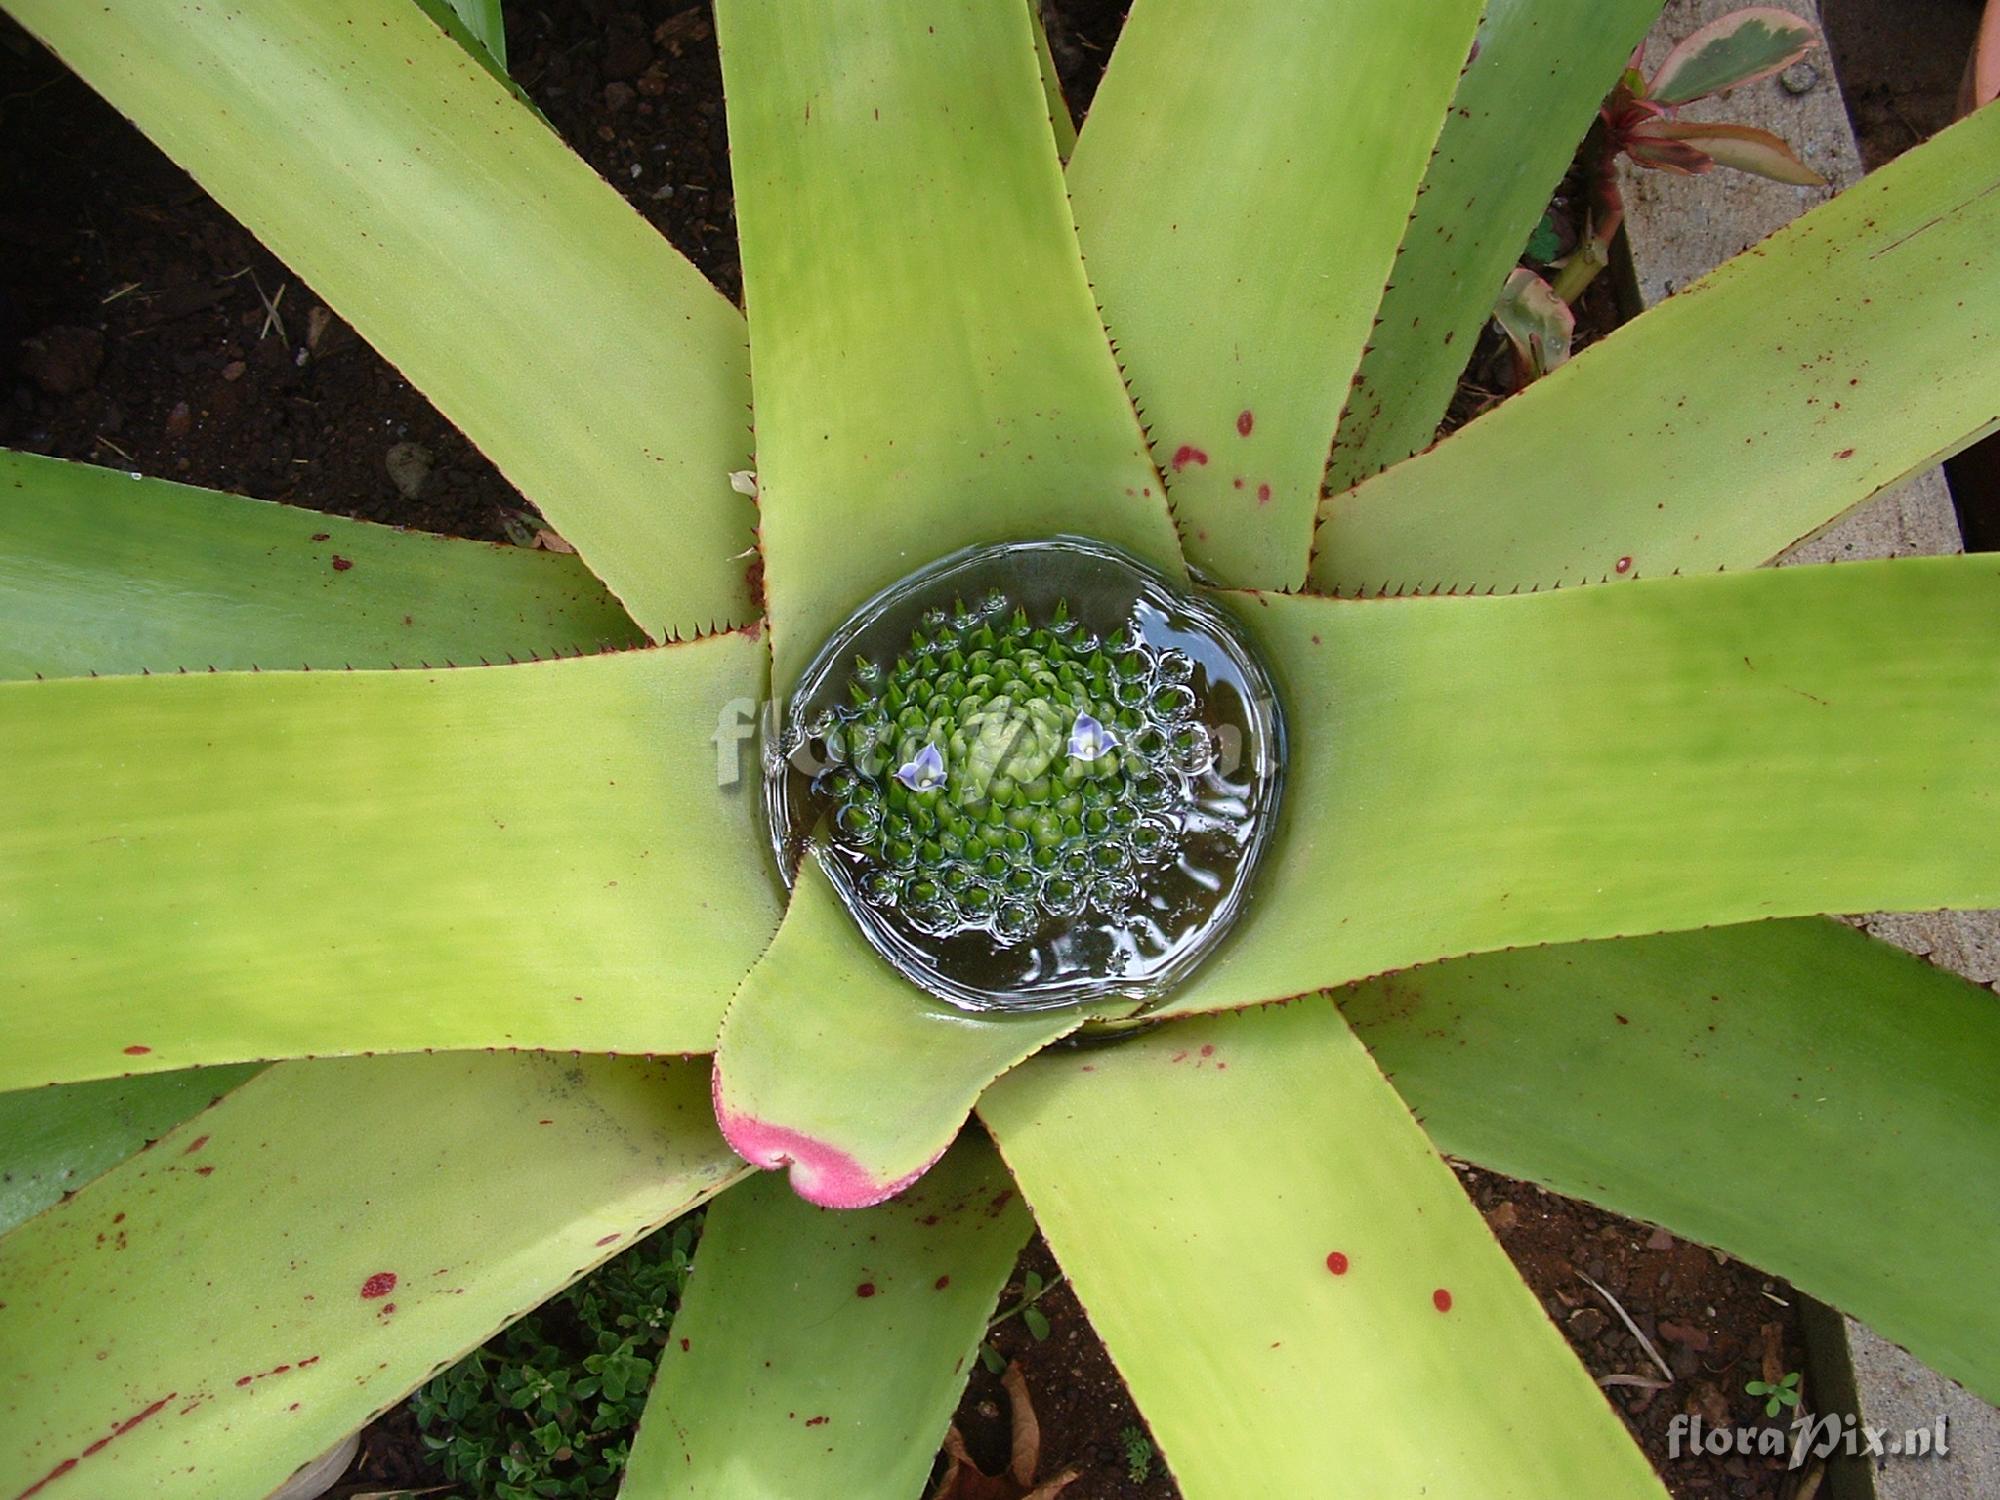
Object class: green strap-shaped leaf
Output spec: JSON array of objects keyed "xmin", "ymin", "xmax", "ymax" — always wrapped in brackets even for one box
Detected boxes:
[
  {"xmin": 624, "ymin": 1134, "xmax": 1031, "ymax": 1497},
  {"xmin": 8, "ymin": 0, "xmax": 756, "ymax": 639},
  {"xmin": 1161, "ymin": 557, "xmax": 2000, "ymax": 1019},
  {"xmin": 1325, "ymin": 0, "xmax": 1663, "ymax": 493},
  {"xmin": 0, "ymin": 451, "xmax": 643, "ymax": 680},
  {"xmin": 0, "ymin": 1053, "xmax": 744, "ymax": 1499},
  {"xmin": 715, "ymin": 0, "xmax": 1180, "ymax": 695},
  {"xmin": 1315, "ymin": 103, "xmax": 2000, "ymax": 595},
  {"xmin": 429, "ymin": 0, "xmax": 506, "ymax": 68},
  {"xmin": 0, "ymin": 1067, "xmax": 261, "ymax": 1236},
  {"xmin": 1026, "ymin": 0, "xmax": 1078, "ymax": 161},
  {"xmin": 410, "ymin": 0, "xmax": 532, "ymax": 110},
  {"xmin": 712, "ymin": 859, "xmax": 1091, "ymax": 1210},
  {"xmin": 980, "ymin": 1000, "xmax": 1665, "ymax": 1497},
  {"xmin": 1341, "ymin": 917, "xmax": 2000, "ymax": 1403},
  {"xmin": 0, "ymin": 638, "xmax": 778, "ymax": 1088},
  {"xmin": 1067, "ymin": 0, "xmax": 1484, "ymax": 590}
]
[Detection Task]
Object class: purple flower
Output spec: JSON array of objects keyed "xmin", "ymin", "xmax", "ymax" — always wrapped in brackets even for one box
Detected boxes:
[
  {"xmin": 894, "ymin": 742, "xmax": 947, "ymax": 792},
  {"xmin": 1067, "ymin": 712, "xmax": 1119, "ymax": 763}
]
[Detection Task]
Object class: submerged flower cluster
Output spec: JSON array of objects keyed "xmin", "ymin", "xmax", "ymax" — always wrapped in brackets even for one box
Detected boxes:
[{"xmin": 812, "ymin": 592, "xmax": 1206, "ymax": 944}]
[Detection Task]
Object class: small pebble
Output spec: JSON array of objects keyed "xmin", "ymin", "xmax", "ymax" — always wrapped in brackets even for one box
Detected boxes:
[
  {"xmin": 385, "ymin": 440, "xmax": 433, "ymax": 501},
  {"xmin": 221, "ymin": 360, "xmax": 247, "ymax": 382},
  {"xmin": 1779, "ymin": 61, "xmax": 1818, "ymax": 96},
  {"xmin": 1568, "ymin": 1307, "xmax": 1610, "ymax": 1340}
]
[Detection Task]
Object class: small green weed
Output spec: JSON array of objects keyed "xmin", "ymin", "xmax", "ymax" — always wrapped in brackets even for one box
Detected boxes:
[
  {"xmin": 1120, "ymin": 1423, "xmax": 1155, "ymax": 1483},
  {"xmin": 411, "ymin": 1218, "xmax": 700, "ymax": 1499},
  {"xmin": 978, "ymin": 1267, "xmax": 1063, "ymax": 1375},
  {"xmin": 1523, "ymin": 210, "xmax": 1563, "ymax": 265},
  {"xmin": 1745, "ymin": 1370, "xmax": 1803, "ymax": 1418}
]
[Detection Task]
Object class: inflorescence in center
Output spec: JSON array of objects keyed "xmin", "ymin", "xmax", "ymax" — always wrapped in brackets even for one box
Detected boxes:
[{"xmin": 809, "ymin": 592, "xmax": 1209, "ymax": 946}]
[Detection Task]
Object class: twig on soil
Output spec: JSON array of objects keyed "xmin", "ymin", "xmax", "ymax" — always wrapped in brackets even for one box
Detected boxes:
[
  {"xmin": 1597, "ymin": 1373, "xmax": 1673, "ymax": 1391},
  {"xmin": 255, "ymin": 280, "xmax": 288, "ymax": 343},
  {"xmin": 1578, "ymin": 1271, "xmax": 1676, "ymax": 1383},
  {"xmin": 222, "ymin": 265, "xmax": 289, "ymax": 343}
]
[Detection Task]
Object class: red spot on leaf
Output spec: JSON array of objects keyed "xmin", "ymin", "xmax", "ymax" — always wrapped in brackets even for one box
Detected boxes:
[
  {"xmin": 1835, "ymin": 447, "xmax": 1855, "ymax": 459},
  {"xmin": 16, "ymin": 1458, "xmax": 78, "ymax": 1497},
  {"xmin": 805, "ymin": 1415, "xmax": 829, "ymax": 1427},
  {"xmin": 1433, "ymin": 1288, "xmax": 1454, "ymax": 1313},
  {"xmin": 330, "ymin": 555, "xmax": 353, "ymax": 572},
  {"xmin": 1170, "ymin": 445, "xmax": 1209, "ymax": 471},
  {"xmin": 1199, "ymin": 1043, "xmax": 1215, "ymax": 1058},
  {"xmin": 680, "ymin": 1337, "xmax": 691, "ymax": 1352},
  {"xmin": 1326, "ymin": 1251, "xmax": 1350, "ymax": 1276},
  {"xmin": 1256, "ymin": 483, "xmax": 1272, "ymax": 504},
  {"xmin": 1236, "ymin": 410, "xmax": 1254, "ymax": 437},
  {"xmin": 18, "ymin": 1394, "xmax": 174, "ymax": 1497},
  {"xmin": 310, "ymin": 532, "xmax": 331, "ymax": 542},
  {"xmin": 1615, "ymin": 556, "xmax": 1633, "ymax": 574},
  {"xmin": 182, "ymin": 1136, "xmax": 209, "ymax": 1156},
  {"xmin": 934, "ymin": 1275, "xmax": 951, "ymax": 1290},
  {"xmin": 855, "ymin": 1282, "xmax": 876, "ymax": 1298},
  {"xmin": 359, "ymin": 1272, "xmax": 397, "ymax": 1300},
  {"xmin": 194, "ymin": 1165, "xmax": 214, "ymax": 1177},
  {"xmin": 594, "ymin": 1233, "xmax": 621, "ymax": 1247},
  {"xmin": 122, "ymin": 1045, "xmax": 151, "ymax": 1056}
]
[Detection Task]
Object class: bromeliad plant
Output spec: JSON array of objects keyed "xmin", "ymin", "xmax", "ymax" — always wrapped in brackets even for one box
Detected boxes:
[{"xmin": 0, "ymin": 2, "xmax": 1996, "ymax": 1498}]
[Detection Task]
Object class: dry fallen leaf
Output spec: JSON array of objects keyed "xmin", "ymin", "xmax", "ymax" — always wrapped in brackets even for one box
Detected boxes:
[{"xmin": 930, "ymin": 1363, "xmax": 1079, "ymax": 1500}]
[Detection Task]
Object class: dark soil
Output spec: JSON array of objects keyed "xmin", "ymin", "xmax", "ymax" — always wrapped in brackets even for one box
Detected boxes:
[
  {"xmin": 325, "ymin": 1405, "xmax": 437, "ymax": 1498},
  {"xmin": 1822, "ymin": 0, "xmax": 1983, "ymax": 172},
  {"xmin": 2, "ymin": 4, "xmax": 1813, "ymax": 1497}
]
